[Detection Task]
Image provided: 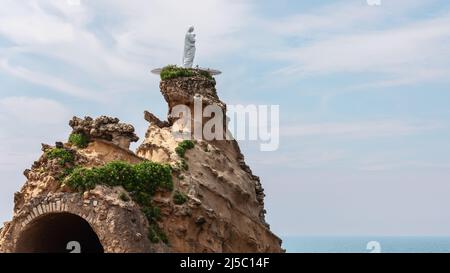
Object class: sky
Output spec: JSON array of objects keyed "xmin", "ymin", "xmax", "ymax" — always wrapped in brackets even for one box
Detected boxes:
[{"xmin": 1, "ymin": 0, "xmax": 450, "ymax": 239}]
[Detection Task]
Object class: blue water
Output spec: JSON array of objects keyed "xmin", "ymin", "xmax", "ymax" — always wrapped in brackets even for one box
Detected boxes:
[{"xmin": 282, "ymin": 236, "xmax": 450, "ymax": 253}]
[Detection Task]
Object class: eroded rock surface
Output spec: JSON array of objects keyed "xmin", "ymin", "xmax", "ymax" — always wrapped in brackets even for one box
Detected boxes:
[
  {"xmin": 69, "ymin": 116, "xmax": 139, "ymax": 149},
  {"xmin": 0, "ymin": 74, "xmax": 282, "ymax": 253}
]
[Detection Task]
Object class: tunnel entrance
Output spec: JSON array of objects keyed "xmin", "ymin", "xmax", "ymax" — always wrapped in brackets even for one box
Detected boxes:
[{"xmin": 15, "ymin": 212, "xmax": 104, "ymax": 253}]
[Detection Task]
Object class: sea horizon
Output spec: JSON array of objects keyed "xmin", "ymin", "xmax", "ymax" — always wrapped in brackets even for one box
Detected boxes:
[{"xmin": 281, "ymin": 235, "xmax": 450, "ymax": 253}]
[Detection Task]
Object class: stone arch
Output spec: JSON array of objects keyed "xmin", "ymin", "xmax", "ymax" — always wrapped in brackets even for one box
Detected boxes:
[
  {"xmin": 15, "ymin": 212, "xmax": 103, "ymax": 253},
  {"xmin": 0, "ymin": 190, "xmax": 154, "ymax": 253}
]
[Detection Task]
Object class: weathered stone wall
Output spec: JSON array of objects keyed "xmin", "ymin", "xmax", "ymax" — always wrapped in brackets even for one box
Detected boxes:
[{"xmin": 0, "ymin": 186, "xmax": 160, "ymax": 253}]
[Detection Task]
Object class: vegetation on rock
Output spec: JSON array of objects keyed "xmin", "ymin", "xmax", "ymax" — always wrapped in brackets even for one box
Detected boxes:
[
  {"xmin": 119, "ymin": 192, "xmax": 130, "ymax": 202},
  {"xmin": 198, "ymin": 69, "xmax": 214, "ymax": 80},
  {"xmin": 64, "ymin": 160, "xmax": 173, "ymax": 243},
  {"xmin": 148, "ymin": 223, "xmax": 168, "ymax": 244},
  {"xmin": 46, "ymin": 148, "xmax": 74, "ymax": 166},
  {"xmin": 174, "ymin": 140, "xmax": 195, "ymax": 172},
  {"xmin": 175, "ymin": 158, "xmax": 189, "ymax": 171},
  {"xmin": 173, "ymin": 190, "xmax": 188, "ymax": 205},
  {"xmin": 175, "ymin": 140, "xmax": 195, "ymax": 158},
  {"xmin": 68, "ymin": 133, "xmax": 89, "ymax": 148},
  {"xmin": 160, "ymin": 65, "xmax": 194, "ymax": 80},
  {"xmin": 160, "ymin": 65, "xmax": 214, "ymax": 81},
  {"xmin": 65, "ymin": 161, "xmax": 171, "ymax": 192}
]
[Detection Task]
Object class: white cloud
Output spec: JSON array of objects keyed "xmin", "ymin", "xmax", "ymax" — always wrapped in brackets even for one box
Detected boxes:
[
  {"xmin": 0, "ymin": 96, "xmax": 71, "ymax": 194},
  {"xmin": 0, "ymin": 0, "xmax": 448, "ymax": 99},
  {"xmin": 0, "ymin": 96, "xmax": 71, "ymax": 125},
  {"xmin": 0, "ymin": 0, "xmax": 253, "ymax": 100},
  {"xmin": 268, "ymin": 0, "xmax": 432, "ymax": 37},
  {"xmin": 251, "ymin": 149, "xmax": 346, "ymax": 169},
  {"xmin": 0, "ymin": 96, "xmax": 72, "ymax": 225},
  {"xmin": 273, "ymin": 15, "xmax": 450, "ymax": 74},
  {"xmin": 105, "ymin": 0, "xmax": 251, "ymax": 60},
  {"xmin": 0, "ymin": 59, "xmax": 101, "ymax": 101},
  {"xmin": 0, "ymin": 0, "xmax": 77, "ymax": 45},
  {"xmin": 281, "ymin": 120, "xmax": 445, "ymax": 138},
  {"xmin": 267, "ymin": 1, "xmax": 450, "ymax": 86},
  {"xmin": 267, "ymin": 2, "xmax": 381, "ymax": 37},
  {"xmin": 0, "ymin": 96, "xmax": 71, "ymax": 203}
]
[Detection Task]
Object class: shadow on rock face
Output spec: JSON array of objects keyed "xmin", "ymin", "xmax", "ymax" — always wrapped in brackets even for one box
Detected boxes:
[{"xmin": 15, "ymin": 212, "xmax": 103, "ymax": 253}]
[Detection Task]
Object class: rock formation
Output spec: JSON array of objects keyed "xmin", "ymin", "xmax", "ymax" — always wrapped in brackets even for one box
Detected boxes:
[
  {"xmin": 0, "ymin": 70, "xmax": 283, "ymax": 253},
  {"xmin": 69, "ymin": 116, "xmax": 140, "ymax": 150}
]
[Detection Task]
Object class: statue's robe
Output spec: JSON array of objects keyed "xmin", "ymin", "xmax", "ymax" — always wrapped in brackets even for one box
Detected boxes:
[{"xmin": 183, "ymin": 33, "xmax": 196, "ymax": 68}]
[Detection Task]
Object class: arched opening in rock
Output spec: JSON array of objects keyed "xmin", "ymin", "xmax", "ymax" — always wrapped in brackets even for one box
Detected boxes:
[{"xmin": 15, "ymin": 212, "xmax": 104, "ymax": 253}]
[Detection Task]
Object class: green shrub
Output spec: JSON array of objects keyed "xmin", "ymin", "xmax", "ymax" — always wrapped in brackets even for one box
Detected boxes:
[
  {"xmin": 158, "ymin": 230, "xmax": 169, "ymax": 244},
  {"xmin": 119, "ymin": 192, "xmax": 130, "ymax": 202},
  {"xmin": 160, "ymin": 65, "xmax": 214, "ymax": 81},
  {"xmin": 147, "ymin": 226, "xmax": 160, "ymax": 243},
  {"xmin": 101, "ymin": 161, "xmax": 137, "ymax": 188},
  {"xmin": 46, "ymin": 148, "xmax": 74, "ymax": 166},
  {"xmin": 68, "ymin": 133, "xmax": 89, "ymax": 148},
  {"xmin": 175, "ymin": 146, "xmax": 184, "ymax": 158},
  {"xmin": 64, "ymin": 161, "xmax": 173, "ymax": 199},
  {"xmin": 148, "ymin": 224, "xmax": 168, "ymax": 244},
  {"xmin": 175, "ymin": 159, "xmax": 189, "ymax": 171},
  {"xmin": 134, "ymin": 161, "xmax": 174, "ymax": 193},
  {"xmin": 160, "ymin": 65, "xmax": 194, "ymax": 80},
  {"xmin": 142, "ymin": 205, "xmax": 161, "ymax": 222},
  {"xmin": 175, "ymin": 140, "xmax": 195, "ymax": 158},
  {"xmin": 64, "ymin": 160, "xmax": 173, "ymax": 244},
  {"xmin": 64, "ymin": 167, "xmax": 98, "ymax": 191},
  {"xmin": 57, "ymin": 166, "xmax": 75, "ymax": 182},
  {"xmin": 173, "ymin": 190, "xmax": 188, "ymax": 205}
]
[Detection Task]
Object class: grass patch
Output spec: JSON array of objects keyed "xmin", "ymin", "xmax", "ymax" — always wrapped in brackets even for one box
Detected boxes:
[
  {"xmin": 173, "ymin": 190, "xmax": 188, "ymax": 205},
  {"xmin": 175, "ymin": 140, "xmax": 195, "ymax": 158},
  {"xmin": 46, "ymin": 148, "xmax": 74, "ymax": 166},
  {"xmin": 64, "ymin": 160, "xmax": 173, "ymax": 244},
  {"xmin": 148, "ymin": 224, "xmax": 169, "ymax": 244},
  {"xmin": 69, "ymin": 133, "xmax": 89, "ymax": 148},
  {"xmin": 65, "ymin": 161, "xmax": 173, "ymax": 196},
  {"xmin": 142, "ymin": 205, "xmax": 161, "ymax": 223},
  {"xmin": 160, "ymin": 65, "xmax": 194, "ymax": 80},
  {"xmin": 160, "ymin": 65, "xmax": 214, "ymax": 81},
  {"xmin": 175, "ymin": 159, "xmax": 189, "ymax": 171},
  {"xmin": 57, "ymin": 166, "xmax": 75, "ymax": 182}
]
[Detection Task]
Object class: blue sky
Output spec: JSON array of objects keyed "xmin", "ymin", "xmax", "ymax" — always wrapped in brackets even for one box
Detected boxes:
[{"xmin": 1, "ymin": 0, "xmax": 450, "ymax": 238}]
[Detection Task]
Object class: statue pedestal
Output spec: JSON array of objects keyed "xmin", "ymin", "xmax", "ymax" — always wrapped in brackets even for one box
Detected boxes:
[{"xmin": 151, "ymin": 67, "xmax": 222, "ymax": 76}]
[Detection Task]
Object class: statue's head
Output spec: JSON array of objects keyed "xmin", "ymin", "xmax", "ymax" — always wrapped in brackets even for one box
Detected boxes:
[{"xmin": 188, "ymin": 26, "xmax": 194, "ymax": 33}]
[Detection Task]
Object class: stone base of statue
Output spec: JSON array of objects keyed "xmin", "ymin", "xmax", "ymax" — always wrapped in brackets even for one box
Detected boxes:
[{"xmin": 151, "ymin": 66, "xmax": 222, "ymax": 76}]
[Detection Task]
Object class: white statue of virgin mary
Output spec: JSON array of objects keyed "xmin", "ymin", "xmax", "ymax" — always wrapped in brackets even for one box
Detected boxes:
[{"xmin": 182, "ymin": 26, "xmax": 196, "ymax": 68}]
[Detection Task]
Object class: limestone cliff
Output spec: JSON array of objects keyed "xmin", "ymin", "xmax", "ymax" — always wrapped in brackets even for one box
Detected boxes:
[{"xmin": 0, "ymin": 72, "xmax": 282, "ymax": 253}]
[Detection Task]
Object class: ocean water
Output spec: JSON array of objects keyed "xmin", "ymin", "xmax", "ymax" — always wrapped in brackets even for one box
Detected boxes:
[{"xmin": 282, "ymin": 236, "xmax": 450, "ymax": 253}]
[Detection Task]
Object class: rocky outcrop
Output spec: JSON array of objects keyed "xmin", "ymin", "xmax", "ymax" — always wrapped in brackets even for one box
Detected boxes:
[
  {"xmin": 160, "ymin": 76, "xmax": 226, "ymax": 126},
  {"xmin": 69, "ymin": 116, "xmax": 139, "ymax": 149},
  {"xmin": 144, "ymin": 110, "xmax": 170, "ymax": 128},
  {"xmin": 0, "ymin": 138, "xmax": 161, "ymax": 253},
  {"xmin": 0, "ymin": 72, "xmax": 282, "ymax": 253},
  {"xmin": 136, "ymin": 75, "xmax": 280, "ymax": 252}
]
